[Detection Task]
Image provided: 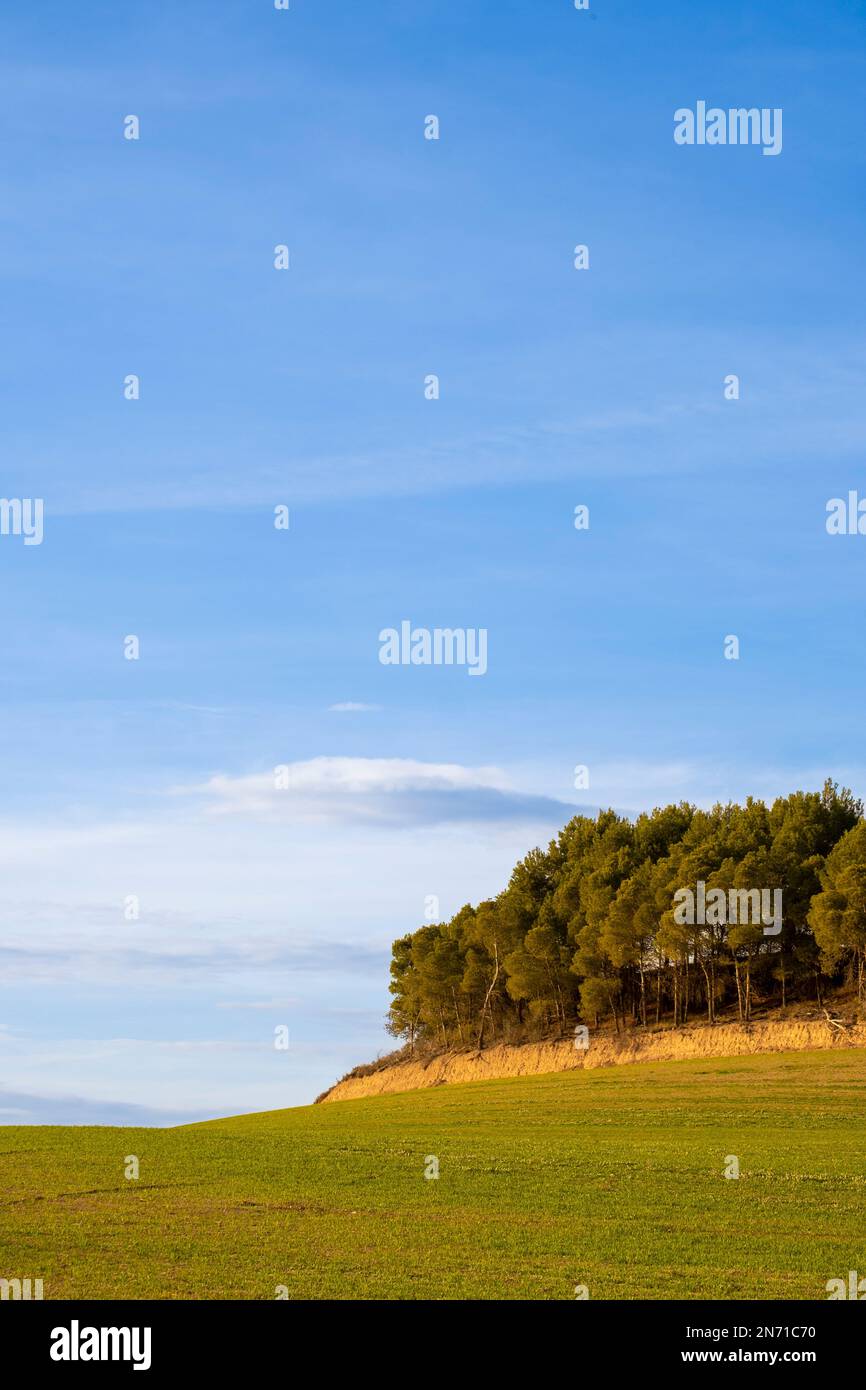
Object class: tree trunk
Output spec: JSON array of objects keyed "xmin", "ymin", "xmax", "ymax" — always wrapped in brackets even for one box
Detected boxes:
[
  {"xmin": 451, "ymin": 987, "xmax": 465, "ymax": 1044},
  {"xmin": 477, "ymin": 941, "xmax": 500, "ymax": 1050},
  {"xmin": 700, "ymin": 958, "xmax": 713, "ymax": 1025},
  {"xmin": 733, "ymin": 958, "xmax": 744, "ymax": 1021},
  {"xmin": 611, "ymin": 987, "xmax": 621, "ymax": 1033}
]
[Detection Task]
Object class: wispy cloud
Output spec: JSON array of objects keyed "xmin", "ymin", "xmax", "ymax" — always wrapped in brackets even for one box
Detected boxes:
[
  {"xmin": 328, "ymin": 702, "xmax": 382, "ymax": 713},
  {"xmin": 0, "ymin": 930, "xmax": 389, "ymax": 989},
  {"xmin": 0, "ymin": 1089, "xmax": 202, "ymax": 1127},
  {"xmin": 217, "ymin": 998, "xmax": 303, "ymax": 1011}
]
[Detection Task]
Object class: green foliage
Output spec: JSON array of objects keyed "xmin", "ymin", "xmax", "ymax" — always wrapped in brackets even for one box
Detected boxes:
[
  {"xmin": 389, "ymin": 781, "xmax": 863, "ymax": 1047},
  {"xmin": 809, "ymin": 821, "xmax": 866, "ymax": 997}
]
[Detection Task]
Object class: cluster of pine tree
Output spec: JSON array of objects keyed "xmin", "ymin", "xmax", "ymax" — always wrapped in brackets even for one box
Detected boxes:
[{"xmin": 387, "ymin": 781, "xmax": 866, "ymax": 1050}]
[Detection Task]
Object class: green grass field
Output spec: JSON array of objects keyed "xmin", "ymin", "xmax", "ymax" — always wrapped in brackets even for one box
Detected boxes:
[{"xmin": 2, "ymin": 1049, "xmax": 865, "ymax": 1300}]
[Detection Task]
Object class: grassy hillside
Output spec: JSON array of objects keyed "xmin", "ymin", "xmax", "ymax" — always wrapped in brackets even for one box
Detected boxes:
[{"xmin": 2, "ymin": 1049, "xmax": 865, "ymax": 1300}]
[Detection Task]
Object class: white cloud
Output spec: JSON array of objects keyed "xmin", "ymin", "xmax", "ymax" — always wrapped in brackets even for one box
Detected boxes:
[
  {"xmin": 328, "ymin": 701, "xmax": 382, "ymax": 713},
  {"xmin": 175, "ymin": 755, "xmax": 573, "ymax": 826}
]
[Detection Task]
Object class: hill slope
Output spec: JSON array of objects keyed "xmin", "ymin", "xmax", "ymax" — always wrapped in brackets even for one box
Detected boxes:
[
  {"xmin": 1, "ymin": 1049, "xmax": 865, "ymax": 1300},
  {"xmin": 321, "ymin": 1017, "xmax": 866, "ymax": 1102}
]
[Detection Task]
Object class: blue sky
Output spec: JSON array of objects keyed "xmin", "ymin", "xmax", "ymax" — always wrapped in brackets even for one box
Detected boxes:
[{"xmin": 1, "ymin": 0, "xmax": 865, "ymax": 1123}]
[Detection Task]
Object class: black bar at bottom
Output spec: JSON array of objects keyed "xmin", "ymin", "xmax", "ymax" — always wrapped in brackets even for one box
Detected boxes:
[{"xmin": 2, "ymin": 1298, "xmax": 859, "ymax": 1375}]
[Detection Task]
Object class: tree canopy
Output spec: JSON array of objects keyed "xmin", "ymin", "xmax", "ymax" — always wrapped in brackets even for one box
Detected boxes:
[{"xmin": 387, "ymin": 781, "xmax": 864, "ymax": 1050}]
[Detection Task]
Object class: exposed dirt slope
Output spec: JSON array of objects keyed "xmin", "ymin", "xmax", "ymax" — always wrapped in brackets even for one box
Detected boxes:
[{"xmin": 319, "ymin": 1018, "xmax": 866, "ymax": 1102}]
